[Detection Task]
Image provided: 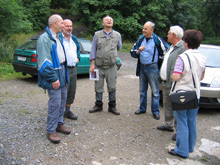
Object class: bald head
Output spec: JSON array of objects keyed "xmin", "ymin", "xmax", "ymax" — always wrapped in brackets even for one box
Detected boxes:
[
  {"xmin": 48, "ymin": 14, "xmax": 62, "ymax": 27},
  {"xmin": 48, "ymin": 14, "xmax": 64, "ymax": 34}
]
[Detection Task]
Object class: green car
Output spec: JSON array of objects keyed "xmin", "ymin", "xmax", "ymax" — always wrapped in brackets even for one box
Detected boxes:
[{"xmin": 12, "ymin": 38, "xmax": 122, "ymax": 76}]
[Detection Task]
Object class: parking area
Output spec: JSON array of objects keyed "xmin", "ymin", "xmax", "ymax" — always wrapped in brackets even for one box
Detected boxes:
[{"xmin": 0, "ymin": 52, "xmax": 219, "ymax": 164}]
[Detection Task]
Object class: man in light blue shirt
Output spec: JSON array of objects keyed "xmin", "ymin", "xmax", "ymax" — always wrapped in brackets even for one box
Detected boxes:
[
  {"xmin": 130, "ymin": 21, "xmax": 169, "ymax": 120},
  {"xmin": 60, "ymin": 19, "xmax": 81, "ymax": 120}
]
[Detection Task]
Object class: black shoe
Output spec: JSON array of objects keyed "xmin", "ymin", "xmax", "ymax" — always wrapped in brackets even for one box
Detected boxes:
[
  {"xmin": 172, "ymin": 134, "xmax": 176, "ymax": 141},
  {"xmin": 134, "ymin": 110, "xmax": 146, "ymax": 115},
  {"xmin": 153, "ymin": 114, "xmax": 160, "ymax": 120},
  {"xmin": 157, "ymin": 125, "xmax": 174, "ymax": 132},
  {"xmin": 89, "ymin": 105, "xmax": 103, "ymax": 113},
  {"xmin": 64, "ymin": 111, "xmax": 78, "ymax": 120},
  {"xmin": 108, "ymin": 107, "xmax": 120, "ymax": 115},
  {"xmin": 168, "ymin": 149, "xmax": 187, "ymax": 158}
]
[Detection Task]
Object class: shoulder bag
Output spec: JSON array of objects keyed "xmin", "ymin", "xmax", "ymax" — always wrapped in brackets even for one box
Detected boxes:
[{"xmin": 170, "ymin": 53, "xmax": 199, "ymax": 110}]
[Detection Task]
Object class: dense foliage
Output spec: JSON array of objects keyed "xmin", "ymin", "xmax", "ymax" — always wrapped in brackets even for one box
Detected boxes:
[
  {"xmin": 0, "ymin": 0, "xmax": 219, "ymax": 63},
  {"xmin": 22, "ymin": 0, "xmax": 51, "ymax": 31},
  {"xmin": 0, "ymin": 0, "xmax": 51, "ymax": 62},
  {"xmin": 68, "ymin": 0, "xmax": 216, "ymax": 40},
  {"xmin": 0, "ymin": 0, "xmax": 32, "ymax": 35}
]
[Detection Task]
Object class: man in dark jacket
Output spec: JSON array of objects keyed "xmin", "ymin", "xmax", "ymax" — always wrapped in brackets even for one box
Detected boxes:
[{"xmin": 130, "ymin": 21, "xmax": 169, "ymax": 120}]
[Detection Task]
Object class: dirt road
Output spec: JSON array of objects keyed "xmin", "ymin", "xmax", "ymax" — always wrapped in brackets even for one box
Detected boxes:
[{"xmin": 0, "ymin": 52, "xmax": 220, "ymax": 164}]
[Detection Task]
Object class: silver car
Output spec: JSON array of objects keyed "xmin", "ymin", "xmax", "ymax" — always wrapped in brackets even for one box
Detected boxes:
[{"xmin": 198, "ymin": 44, "xmax": 220, "ymax": 109}]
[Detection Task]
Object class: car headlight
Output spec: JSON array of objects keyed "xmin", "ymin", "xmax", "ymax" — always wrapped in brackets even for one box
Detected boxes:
[{"xmin": 210, "ymin": 76, "xmax": 220, "ymax": 88}]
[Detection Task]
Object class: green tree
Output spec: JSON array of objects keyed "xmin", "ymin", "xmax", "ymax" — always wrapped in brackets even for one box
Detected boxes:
[
  {"xmin": 50, "ymin": 0, "xmax": 70, "ymax": 9},
  {"xmin": 0, "ymin": 0, "xmax": 32, "ymax": 36},
  {"xmin": 69, "ymin": 0, "xmax": 204, "ymax": 41},
  {"xmin": 22, "ymin": 0, "xmax": 51, "ymax": 31},
  {"xmin": 203, "ymin": 0, "xmax": 220, "ymax": 36},
  {"xmin": 164, "ymin": 0, "xmax": 200, "ymax": 30},
  {"xmin": 69, "ymin": 0, "xmax": 171, "ymax": 40}
]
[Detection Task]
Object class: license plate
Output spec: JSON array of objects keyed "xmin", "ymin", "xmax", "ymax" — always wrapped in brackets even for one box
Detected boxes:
[{"xmin": 18, "ymin": 56, "xmax": 26, "ymax": 61}]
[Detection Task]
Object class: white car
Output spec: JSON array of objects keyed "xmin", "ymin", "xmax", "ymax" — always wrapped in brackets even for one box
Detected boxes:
[{"xmin": 198, "ymin": 44, "xmax": 220, "ymax": 109}]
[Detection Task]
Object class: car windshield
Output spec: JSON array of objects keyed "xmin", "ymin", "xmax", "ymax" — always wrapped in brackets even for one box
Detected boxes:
[
  {"xmin": 80, "ymin": 42, "xmax": 92, "ymax": 53},
  {"xmin": 198, "ymin": 47, "xmax": 220, "ymax": 68},
  {"xmin": 18, "ymin": 39, "xmax": 37, "ymax": 50}
]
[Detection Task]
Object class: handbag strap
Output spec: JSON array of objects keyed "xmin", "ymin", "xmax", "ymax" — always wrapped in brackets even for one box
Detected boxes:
[
  {"xmin": 185, "ymin": 53, "xmax": 196, "ymax": 88},
  {"xmin": 171, "ymin": 53, "xmax": 196, "ymax": 92}
]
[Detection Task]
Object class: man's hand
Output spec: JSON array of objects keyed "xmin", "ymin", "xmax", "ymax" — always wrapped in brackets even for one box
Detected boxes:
[
  {"xmin": 89, "ymin": 60, "xmax": 95, "ymax": 73},
  {"xmin": 52, "ymin": 80, "xmax": 60, "ymax": 89},
  {"xmin": 137, "ymin": 46, "xmax": 146, "ymax": 54}
]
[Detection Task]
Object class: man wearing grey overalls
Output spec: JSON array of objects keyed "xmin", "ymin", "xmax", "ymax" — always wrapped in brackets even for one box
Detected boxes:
[{"xmin": 89, "ymin": 15, "xmax": 122, "ymax": 115}]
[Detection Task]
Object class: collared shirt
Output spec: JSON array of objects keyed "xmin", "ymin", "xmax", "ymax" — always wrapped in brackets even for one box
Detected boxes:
[
  {"xmin": 140, "ymin": 36, "xmax": 158, "ymax": 65},
  {"xmin": 50, "ymin": 30, "xmax": 65, "ymax": 63},
  {"xmin": 160, "ymin": 45, "xmax": 174, "ymax": 80},
  {"xmin": 63, "ymin": 34, "xmax": 77, "ymax": 66},
  {"xmin": 160, "ymin": 41, "xmax": 181, "ymax": 80},
  {"xmin": 89, "ymin": 30, "xmax": 122, "ymax": 60}
]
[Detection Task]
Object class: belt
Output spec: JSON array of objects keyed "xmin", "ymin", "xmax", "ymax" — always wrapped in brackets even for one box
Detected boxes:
[
  {"xmin": 60, "ymin": 62, "xmax": 65, "ymax": 65},
  {"xmin": 68, "ymin": 65, "xmax": 75, "ymax": 68}
]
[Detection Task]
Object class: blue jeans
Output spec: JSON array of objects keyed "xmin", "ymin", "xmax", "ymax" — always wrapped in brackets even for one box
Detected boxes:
[
  {"xmin": 173, "ymin": 109, "xmax": 198, "ymax": 157},
  {"xmin": 139, "ymin": 63, "xmax": 160, "ymax": 114}
]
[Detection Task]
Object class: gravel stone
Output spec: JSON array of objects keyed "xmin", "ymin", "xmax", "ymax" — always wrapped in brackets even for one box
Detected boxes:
[{"xmin": 0, "ymin": 52, "xmax": 220, "ymax": 164}]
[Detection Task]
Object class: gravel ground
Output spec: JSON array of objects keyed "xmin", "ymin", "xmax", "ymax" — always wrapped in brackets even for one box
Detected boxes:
[{"xmin": 0, "ymin": 52, "xmax": 220, "ymax": 165}]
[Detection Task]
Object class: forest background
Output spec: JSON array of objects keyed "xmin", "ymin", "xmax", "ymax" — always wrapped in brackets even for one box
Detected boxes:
[{"xmin": 0, "ymin": 0, "xmax": 219, "ymax": 79}]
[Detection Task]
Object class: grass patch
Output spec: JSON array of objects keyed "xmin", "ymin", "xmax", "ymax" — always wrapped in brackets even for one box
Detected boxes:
[
  {"xmin": 0, "ymin": 62, "xmax": 31, "ymax": 81},
  {"xmin": 0, "ymin": 91, "xmax": 22, "ymax": 98},
  {"xmin": 10, "ymin": 31, "xmax": 39, "ymax": 46},
  {"xmin": 0, "ymin": 31, "xmax": 39, "ymax": 81},
  {"xmin": 201, "ymin": 157, "xmax": 209, "ymax": 162},
  {"xmin": 120, "ymin": 41, "xmax": 134, "ymax": 53}
]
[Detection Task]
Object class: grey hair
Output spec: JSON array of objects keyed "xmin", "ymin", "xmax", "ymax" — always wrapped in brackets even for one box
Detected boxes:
[
  {"xmin": 48, "ymin": 14, "xmax": 62, "ymax": 26},
  {"xmin": 63, "ymin": 19, "xmax": 72, "ymax": 24},
  {"xmin": 170, "ymin": 25, "xmax": 184, "ymax": 39},
  {"xmin": 145, "ymin": 21, "xmax": 155, "ymax": 29}
]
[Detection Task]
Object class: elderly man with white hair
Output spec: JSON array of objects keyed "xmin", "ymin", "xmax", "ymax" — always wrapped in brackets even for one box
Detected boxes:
[{"xmin": 157, "ymin": 25, "xmax": 185, "ymax": 141}]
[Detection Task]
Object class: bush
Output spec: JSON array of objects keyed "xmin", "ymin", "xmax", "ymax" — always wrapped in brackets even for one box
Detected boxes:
[
  {"xmin": 51, "ymin": 8, "xmax": 68, "ymax": 15},
  {"xmin": 202, "ymin": 37, "xmax": 220, "ymax": 46},
  {"xmin": 22, "ymin": 0, "xmax": 51, "ymax": 31},
  {"xmin": 0, "ymin": 32, "xmax": 39, "ymax": 63},
  {"xmin": 0, "ymin": 0, "xmax": 32, "ymax": 36},
  {"xmin": 0, "ymin": 37, "xmax": 17, "ymax": 62}
]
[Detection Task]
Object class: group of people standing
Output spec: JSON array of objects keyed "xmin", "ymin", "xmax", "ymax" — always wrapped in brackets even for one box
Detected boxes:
[{"xmin": 37, "ymin": 14, "xmax": 207, "ymax": 159}]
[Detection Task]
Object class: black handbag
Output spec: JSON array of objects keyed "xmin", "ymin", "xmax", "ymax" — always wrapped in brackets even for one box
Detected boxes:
[{"xmin": 170, "ymin": 53, "xmax": 199, "ymax": 111}]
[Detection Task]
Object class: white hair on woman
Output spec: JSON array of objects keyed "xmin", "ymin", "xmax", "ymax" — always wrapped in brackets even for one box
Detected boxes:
[{"xmin": 170, "ymin": 25, "xmax": 184, "ymax": 39}]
